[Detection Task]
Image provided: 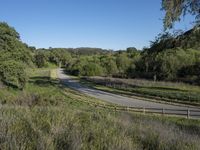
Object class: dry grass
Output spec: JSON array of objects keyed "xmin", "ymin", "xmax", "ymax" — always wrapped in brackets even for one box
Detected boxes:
[
  {"xmin": 83, "ymin": 77, "xmax": 200, "ymax": 105},
  {"xmin": 50, "ymin": 69, "xmax": 58, "ymax": 79},
  {"xmin": 87, "ymin": 76, "xmax": 200, "ymax": 91},
  {"xmin": 0, "ymin": 106, "xmax": 200, "ymax": 150}
]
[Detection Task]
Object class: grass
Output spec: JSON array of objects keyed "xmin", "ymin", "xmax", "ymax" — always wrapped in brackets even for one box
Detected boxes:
[
  {"xmin": 0, "ymin": 68, "xmax": 200, "ymax": 149},
  {"xmin": 81, "ymin": 77, "xmax": 200, "ymax": 106},
  {"xmin": 50, "ymin": 69, "xmax": 58, "ymax": 79}
]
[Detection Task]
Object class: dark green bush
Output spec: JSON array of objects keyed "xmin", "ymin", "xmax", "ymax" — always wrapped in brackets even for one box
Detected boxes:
[
  {"xmin": 34, "ymin": 52, "xmax": 47, "ymax": 68},
  {"xmin": 0, "ymin": 60, "xmax": 27, "ymax": 89},
  {"xmin": 82, "ymin": 63, "xmax": 103, "ymax": 76}
]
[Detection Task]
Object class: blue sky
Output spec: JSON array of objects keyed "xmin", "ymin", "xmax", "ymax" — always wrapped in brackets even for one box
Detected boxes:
[{"xmin": 0, "ymin": 0, "xmax": 195, "ymax": 50}]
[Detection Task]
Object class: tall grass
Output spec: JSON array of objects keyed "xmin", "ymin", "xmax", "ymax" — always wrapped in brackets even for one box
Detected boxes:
[{"xmin": 0, "ymin": 106, "xmax": 200, "ymax": 150}]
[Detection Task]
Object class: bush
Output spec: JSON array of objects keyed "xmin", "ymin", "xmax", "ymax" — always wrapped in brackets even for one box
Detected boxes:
[
  {"xmin": 0, "ymin": 60, "xmax": 27, "ymax": 89},
  {"xmin": 136, "ymin": 48, "xmax": 200, "ymax": 81},
  {"xmin": 100, "ymin": 56, "xmax": 118, "ymax": 76},
  {"xmin": 0, "ymin": 22, "xmax": 33, "ymax": 66},
  {"xmin": 34, "ymin": 52, "xmax": 47, "ymax": 68},
  {"xmin": 82, "ymin": 63, "xmax": 103, "ymax": 76}
]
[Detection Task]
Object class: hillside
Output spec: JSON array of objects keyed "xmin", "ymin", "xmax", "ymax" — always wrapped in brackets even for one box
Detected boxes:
[
  {"xmin": 134, "ymin": 26, "xmax": 200, "ymax": 83},
  {"xmin": 149, "ymin": 26, "xmax": 200, "ymax": 53}
]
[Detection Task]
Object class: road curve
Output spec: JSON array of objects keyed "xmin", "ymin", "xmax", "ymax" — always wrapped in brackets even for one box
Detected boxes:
[{"xmin": 57, "ymin": 69, "xmax": 200, "ymax": 117}]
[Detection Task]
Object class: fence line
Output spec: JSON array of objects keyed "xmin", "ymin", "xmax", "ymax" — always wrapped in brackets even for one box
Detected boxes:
[
  {"xmin": 61, "ymin": 89, "xmax": 200, "ymax": 119},
  {"xmin": 74, "ymin": 97, "xmax": 200, "ymax": 119}
]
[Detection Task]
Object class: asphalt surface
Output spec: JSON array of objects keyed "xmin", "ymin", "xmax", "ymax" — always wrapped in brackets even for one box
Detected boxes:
[{"xmin": 57, "ymin": 69, "xmax": 200, "ymax": 117}]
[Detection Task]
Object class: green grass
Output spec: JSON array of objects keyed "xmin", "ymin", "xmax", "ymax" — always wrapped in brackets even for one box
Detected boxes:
[
  {"xmin": 81, "ymin": 77, "xmax": 200, "ymax": 106},
  {"xmin": 0, "ymin": 68, "xmax": 200, "ymax": 149}
]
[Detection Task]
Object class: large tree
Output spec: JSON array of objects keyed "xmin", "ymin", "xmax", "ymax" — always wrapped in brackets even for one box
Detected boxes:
[
  {"xmin": 162, "ymin": 0, "xmax": 200, "ymax": 30},
  {"xmin": 0, "ymin": 22, "xmax": 32, "ymax": 89}
]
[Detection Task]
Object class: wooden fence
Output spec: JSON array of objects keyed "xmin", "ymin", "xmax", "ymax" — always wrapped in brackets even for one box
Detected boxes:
[{"xmin": 78, "ymin": 98, "xmax": 200, "ymax": 119}]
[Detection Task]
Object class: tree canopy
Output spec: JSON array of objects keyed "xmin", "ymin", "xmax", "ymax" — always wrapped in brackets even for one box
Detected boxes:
[
  {"xmin": 162, "ymin": 0, "xmax": 200, "ymax": 30},
  {"xmin": 0, "ymin": 22, "xmax": 33, "ymax": 89}
]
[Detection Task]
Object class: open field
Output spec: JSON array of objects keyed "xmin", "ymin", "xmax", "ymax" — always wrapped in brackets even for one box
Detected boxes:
[
  {"xmin": 1, "ymin": 69, "xmax": 200, "ymax": 149},
  {"xmin": 81, "ymin": 77, "xmax": 200, "ymax": 106}
]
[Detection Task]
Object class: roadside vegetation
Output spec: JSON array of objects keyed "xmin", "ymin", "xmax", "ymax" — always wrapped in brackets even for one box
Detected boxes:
[
  {"xmin": 1, "ymin": 68, "xmax": 200, "ymax": 150},
  {"xmin": 81, "ymin": 77, "xmax": 200, "ymax": 106}
]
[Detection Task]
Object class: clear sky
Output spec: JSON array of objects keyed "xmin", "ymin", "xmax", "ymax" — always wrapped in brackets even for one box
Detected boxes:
[{"xmin": 0, "ymin": 0, "xmax": 195, "ymax": 50}]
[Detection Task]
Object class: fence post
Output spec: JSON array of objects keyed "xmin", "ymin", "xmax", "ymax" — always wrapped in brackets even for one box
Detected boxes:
[
  {"xmin": 187, "ymin": 109, "xmax": 190, "ymax": 119},
  {"xmin": 127, "ymin": 106, "xmax": 129, "ymax": 112},
  {"xmin": 162, "ymin": 108, "xmax": 165, "ymax": 115},
  {"xmin": 143, "ymin": 107, "xmax": 146, "ymax": 114}
]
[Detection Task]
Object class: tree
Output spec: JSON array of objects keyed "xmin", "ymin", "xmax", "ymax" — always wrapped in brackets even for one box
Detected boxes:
[
  {"xmin": 116, "ymin": 53, "xmax": 131, "ymax": 76},
  {"xmin": 126, "ymin": 47, "xmax": 137, "ymax": 53},
  {"xmin": 34, "ymin": 52, "xmax": 47, "ymax": 68},
  {"xmin": 0, "ymin": 22, "xmax": 33, "ymax": 65},
  {"xmin": 0, "ymin": 22, "xmax": 33, "ymax": 89},
  {"xmin": 100, "ymin": 55, "xmax": 118, "ymax": 76},
  {"xmin": 49, "ymin": 49, "xmax": 72, "ymax": 67},
  {"xmin": 162, "ymin": 0, "xmax": 200, "ymax": 30},
  {"xmin": 82, "ymin": 63, "xmax": 103, "ymax": 76}
]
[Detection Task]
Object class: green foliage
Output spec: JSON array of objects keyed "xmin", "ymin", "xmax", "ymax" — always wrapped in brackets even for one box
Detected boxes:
[
  {"xmin": 1, "ymin": 20, "xmax": 200, "ymax": 89},
  {"xmin": 136, "ymin": 27, "xmax": 200, "ymax": 83},
  {"xmin": 34, "ymin": 51, "xmax": 47, "ymax": 68},
  {"xmin": 155, "ymin": 48, "xmax": 197, "ymax": 80},
  {"xmin": 136, "ymin": 48, "xmax": 200, "ymax": 81},
  {"xmin": 0, "ymin": 22, "xmax": 33, "ymax": 89},
  {"xmin": 116, "ymin": 53, "xmax": 131, "ymax": 76},
  {"xmin": 149, "ymin": 28, "xmax": 200, "ymax": 53},
  {"xmin": 0, "ymin": 22, "xmax": 33, "ymax": 65},
  {"xmin": 162, "ymin": 0, "xmax": 200, "ymax": 29},
  {"xmin": 49, "ymin": 49, "xmax": 72, "ymax": 66},
  {"xmin": 65, "ymin": 54, "xmax": 120, "ymax": 77},
  {"xmin": 126, "ymin": 47, "xmax": 137, "ymax": 53},
  {"xmin": 66, "ymin": 47, "xmax": 110, "ymax": 55},
  {"xmin": 100, "ymin": 55, "xmax": 118, "ymax": 76},
  {"xmin": 35, "ymin": 47, "xmax": 142, "ymax": 78},
  {"xmin": 82, "ymin": 63, "xmax": 103, "ymax": 76},
  {"xmin": 0, "ymin": 60, "xmax": 27, "ymax": 89},
  {"xmin": 0, "ymin": 22, "xmax": 19, "ymax": 40}
]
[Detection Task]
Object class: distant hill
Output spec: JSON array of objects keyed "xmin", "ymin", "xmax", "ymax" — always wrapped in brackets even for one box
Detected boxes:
[{"xmin": 38, "ymin": 47, "xmax": 113, "ymax": 56}]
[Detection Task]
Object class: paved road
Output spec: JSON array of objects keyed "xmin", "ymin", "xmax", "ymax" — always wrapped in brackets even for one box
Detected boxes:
[{"xmin": 57, "ymin": 69, "xmax": 200, "ymax": 117}]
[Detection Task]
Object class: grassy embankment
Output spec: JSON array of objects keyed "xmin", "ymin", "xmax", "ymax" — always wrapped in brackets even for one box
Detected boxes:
[
  {"xmin": 80, "ymin": 77, "xmax": 200, "ymax": 106},
  {"xmin": 0, "ymin": 68, "xmax": 200, "ymax": 149}
]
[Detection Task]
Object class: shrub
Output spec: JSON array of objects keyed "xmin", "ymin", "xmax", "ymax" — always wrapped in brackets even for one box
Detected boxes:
[
  {"xmin": 0, "ymin": 60, "xmax": 27, "ymax": 89},
  {"xmin": 82, "ymin": 63, "xmax": 103, "ymax": 76},
  {"xmin": 34, "ymin": 52, "xmax": 47, "ymax": 68}
]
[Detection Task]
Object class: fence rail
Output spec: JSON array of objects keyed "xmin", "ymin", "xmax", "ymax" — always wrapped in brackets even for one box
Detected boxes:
[
  {"xmin": 61, "ymin": 89, "xmax": 200, "ymax": 119},
  {"xmin": 78, "ymin": 98, "xmax": 200, "ymax": 119}
]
